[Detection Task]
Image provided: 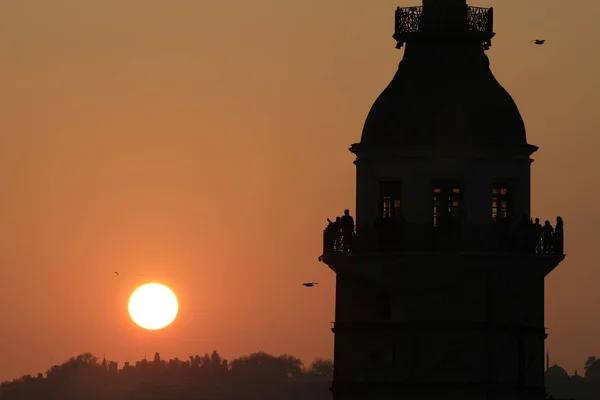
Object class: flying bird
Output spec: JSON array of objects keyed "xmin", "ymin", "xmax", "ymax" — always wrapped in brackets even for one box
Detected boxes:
[
  {"xmin": 114, "ymin": 271, "xmax": 119, "ymax": 276},
  {"xmin": 532, "ymin": 39, "xmax": 545, "ymax": 45},
  {"xmin": 303, "ymin": 282, "xmax": 318, "ymax": 287}
]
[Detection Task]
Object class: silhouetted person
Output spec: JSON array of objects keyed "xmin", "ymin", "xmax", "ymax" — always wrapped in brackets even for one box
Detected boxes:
[
  {"xmin": 332, "ymin": 217, "xmax": 342, "ymax": 251},
  {"xmin": 542, "ymin": 220, "xmax": 554, "ymax": 255},
  {"xmin": 324, "ymin": 218, "xmax": 336, "ymax": 253},
  {"xmin": 340, "ymin": 209, "xmax": 355, "ymax": 252},
  {"xmin": 554, "ymin": 216, "xmax": 564, "ymax": 255},
  {"xmin": 533, "ymin": 218, "xmax": 543, "ymax": 253},
  {"xmin": 324, "ymin": 217, "xmax": 342, "ymax": 252}
]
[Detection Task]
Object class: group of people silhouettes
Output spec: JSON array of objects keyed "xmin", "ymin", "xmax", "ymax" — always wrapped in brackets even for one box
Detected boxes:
[
  {"xmin": 511, "ymin": 215, "xmax": 564, "ymax": 255},
  {"xmin": 323, "ymin": 209, "xmax": 355, "ymax": 253},
  {"xmin": 322, "ymin": 210, "xmax": 564, "ymax": 256}
]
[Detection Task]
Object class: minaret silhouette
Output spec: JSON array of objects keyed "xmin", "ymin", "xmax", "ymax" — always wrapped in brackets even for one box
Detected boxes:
[{"xmin": 319, "ymin": 1, "xmax": 565, "ymax": 399}]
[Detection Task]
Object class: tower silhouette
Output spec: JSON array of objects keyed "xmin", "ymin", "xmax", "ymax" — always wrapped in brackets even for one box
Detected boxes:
[{"xmin": 319, "ymin": 1, "xmax": 565, "ymax": 399}]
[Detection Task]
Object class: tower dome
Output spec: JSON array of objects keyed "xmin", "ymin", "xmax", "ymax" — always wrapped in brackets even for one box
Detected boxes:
[{"xmin": 360, "ymin": 4, "xmax": 530, "ymax": 154}]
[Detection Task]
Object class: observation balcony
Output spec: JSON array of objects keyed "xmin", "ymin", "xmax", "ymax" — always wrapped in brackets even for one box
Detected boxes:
[
  {"xmin": 393, "ymin": 5, "xmax": 495, "ymax": 49},
  {"xmin": 320, "ymin": 218, "xmax": 564, "ymax": 259}
]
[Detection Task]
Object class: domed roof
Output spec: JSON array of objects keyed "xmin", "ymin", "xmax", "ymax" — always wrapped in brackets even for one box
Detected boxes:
[
  {"xmin": 360, "ymin": 41, "xmax": 529, "ymax": 152},
  {"xmin": 545, "ymin": 364, "xmax": 570, "ymax": 380}
]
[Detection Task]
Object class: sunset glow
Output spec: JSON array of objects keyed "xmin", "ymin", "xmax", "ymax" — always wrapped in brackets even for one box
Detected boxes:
[
  {"xmin": 0, "ymin": 0, "xmax": 598, "ymax": 383},
  {"xmin": 128, "ymin": 283, "xmax": 179, "ymax": 330}
]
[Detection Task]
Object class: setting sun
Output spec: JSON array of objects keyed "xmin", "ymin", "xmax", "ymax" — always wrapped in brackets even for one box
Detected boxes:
[{"xmin": 128, "ymin": 283, "xmax": 179, "ymax": 330}]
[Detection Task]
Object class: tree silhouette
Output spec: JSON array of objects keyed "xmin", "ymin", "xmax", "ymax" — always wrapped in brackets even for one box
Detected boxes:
[
  {"xmin": 0, "ymin": 350, "xmax": 334, "ymax": 400},
  {"xmin": 230, "ymin": 352, "xmax": 304, "ymax": 381},
  {"xmin": 584, "ymin": 356, "xmax": 596, "ymax": 371},
  {"xmin": 584, "ymin": 356, "xmax": 600, "ymax": 381},
  {"xmin": 309, "ymin": 358, "xmax": 333, "ymax": 377}
]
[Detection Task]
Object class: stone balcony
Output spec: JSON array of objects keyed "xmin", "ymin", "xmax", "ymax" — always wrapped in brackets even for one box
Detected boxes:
[{"xmin": 320, "ymin": 218, "xmax": 564, "ymax": 258}]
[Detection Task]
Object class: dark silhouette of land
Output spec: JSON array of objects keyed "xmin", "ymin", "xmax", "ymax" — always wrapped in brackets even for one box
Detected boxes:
[
  {"xmin": 2, "ymin": 351, "xmax": 600, "ymax": 399},
  {"xmin": 0, "ymin": 351, "xmax": 333, "ymax": 400}
]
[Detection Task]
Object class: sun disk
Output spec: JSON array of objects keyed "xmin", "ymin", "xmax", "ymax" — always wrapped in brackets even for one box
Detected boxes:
[{"xmin": 128, "ymin": 283, "xmax": 179, "ymax": 330}]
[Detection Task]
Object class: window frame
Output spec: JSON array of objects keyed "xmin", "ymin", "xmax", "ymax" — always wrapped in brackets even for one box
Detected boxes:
[
  {"xmin": 432, "ymin": 181, "xmax": 463, "ymax": 227},
  {"xmin": 491, "ymin": 182, "xmax": 510, "ymax": 222},
  {"xmin": 379, "ymin": 181, "xmax": 403, "ymax": 220}
]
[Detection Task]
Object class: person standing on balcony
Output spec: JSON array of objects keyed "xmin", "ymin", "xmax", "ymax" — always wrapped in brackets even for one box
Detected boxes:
[
  {"xmin": 533, "ymin": 218, "xmax": 543, "ymax": 254},
  {"xmin": 542, "ymin": 220, "xmax": 554, "ymax": 255},
  {"xmin": 340, "ymin": 209, "xmax": 355, "ymax": 252},
  {"xmin": 324, "ymin": 218, "xmax": 336, "ymax": 253},
  {"xmin": 554, "ymin": 217, "xmax": 564, "ymax": 255},
  {"xmin": 331, "ymin": 217, "xmax": 342, "ymax": 252}
]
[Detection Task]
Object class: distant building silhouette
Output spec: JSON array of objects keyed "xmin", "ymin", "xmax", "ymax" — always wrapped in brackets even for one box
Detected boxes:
[
  {"xmin": 546, "ymin": 364, "xmax": 570, "ymax": 381},
  {"xmin": 319, "ymin": 0, "xmax": 565, "ymax": 399}
]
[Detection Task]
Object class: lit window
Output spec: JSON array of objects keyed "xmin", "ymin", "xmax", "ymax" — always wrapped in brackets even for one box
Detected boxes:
[
  {"xmin": 433, "ymin": 183, "xmax": 462, "ymax": 227},
  {"xmin": 379, "ymin": 182, "xmax": 402, "ymax": 220},
  {"xmin": 433, "ymin": 187, "xmax": 442, "ymax": 227},
  {"xmin": 394, "ymin": 200, "xmax": 401, "ymax": 217},
  {"xmin": 382, "ymin": 196, "xmax": 392, "ymax": 219},
  {"xmin": 492, "ymin": 184, "xmax": 509, "ymax": 221}
]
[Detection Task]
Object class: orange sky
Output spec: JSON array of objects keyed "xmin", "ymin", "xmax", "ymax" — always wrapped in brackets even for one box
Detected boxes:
[{"xmin": 0, "ymin": 0, "xmax": 597, "ymax": 381}]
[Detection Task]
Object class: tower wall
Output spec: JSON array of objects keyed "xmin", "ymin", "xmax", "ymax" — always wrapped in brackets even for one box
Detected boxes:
[
  {"xmin": 355, "ymin": 156, "xmax": 532, "ymax": 229},
  {"xmin": 331, "ymin": 255, "xmax": 551, "ymax": 400}
]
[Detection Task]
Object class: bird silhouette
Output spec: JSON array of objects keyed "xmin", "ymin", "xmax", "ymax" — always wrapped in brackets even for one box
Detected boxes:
[
  {"xmin": 303, "ymin": 282, "xmax": 318, "ymax": 287},
  {"xmin": 114, "ymin": 272, "xmax": 119, "ymax": 276},
  {"xmin": 532, "ymin": 39, "xmax": 546, "ymax": 45}
]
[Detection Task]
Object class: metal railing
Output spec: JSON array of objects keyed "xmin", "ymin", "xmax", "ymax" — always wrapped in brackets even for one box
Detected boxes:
[
  {"xmin": 322, "ymin": 219, "xmax": 564, "ymax": 256},
  {"xmin": 393, "ymin": 5, "xmax": 494, "ymax": 49}
]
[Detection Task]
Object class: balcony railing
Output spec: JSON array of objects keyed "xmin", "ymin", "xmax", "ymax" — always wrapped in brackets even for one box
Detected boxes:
[
  {"xmin": 321, "ymin": 218, "xmax": 564, "ymax": 257},
  {"xmin": 393, "ymin": 5, "xmax": 494, "ymax": 49}
]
